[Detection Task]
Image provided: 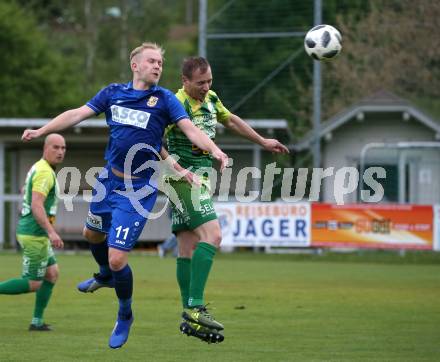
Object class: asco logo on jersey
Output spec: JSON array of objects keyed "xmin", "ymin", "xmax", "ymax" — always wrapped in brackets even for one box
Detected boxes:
[{"xmin": 110, "ymin": 105, "xmax": 151, "ymax": 129}]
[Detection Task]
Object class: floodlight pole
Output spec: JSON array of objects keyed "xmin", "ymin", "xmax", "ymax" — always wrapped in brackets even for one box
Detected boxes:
[
  {"xmin": 0, "ymin": 142, "xmax": 4, "ymax": 248},
  {"xmin": 198, "ymin": 0, "xmax": 207, "ymax": 57},
  {"xmin": 312, "ymin": 0, "xmax": 322, "ymax": 169}
]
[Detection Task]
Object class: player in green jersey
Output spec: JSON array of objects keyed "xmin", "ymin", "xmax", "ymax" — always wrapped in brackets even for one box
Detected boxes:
[
  {"xmin": 161, "ymin": 57, "xmax": 289, "ymax": 342},
  {"xmin": 0, "ymin": 134, "xmax": 65, "ymax": 331}
]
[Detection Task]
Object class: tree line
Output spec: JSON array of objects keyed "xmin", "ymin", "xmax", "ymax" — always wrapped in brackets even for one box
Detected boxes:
[{"xmin": 1, "ymin": 0, "xmax": 438, "ymax": 139}]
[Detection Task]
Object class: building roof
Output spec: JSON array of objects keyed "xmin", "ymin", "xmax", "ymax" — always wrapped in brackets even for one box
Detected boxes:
[
  {"xmin": 0, "ymin": 118, "xmax": 293, "ymax": 145},
  {"xmin": 295, "ymin": 90, "xmax": 440, "ymax": 151},
  {"xmin": 0, "ymin": 118, "xmax": 290, "ymax": 130}
]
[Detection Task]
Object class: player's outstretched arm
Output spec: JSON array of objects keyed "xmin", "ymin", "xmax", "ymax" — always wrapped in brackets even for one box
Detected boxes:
[
  {"xmin": 176, "ymin": 118, "xmax": 229, "ymax": 171},
  {"xmin": 224, "ymin": 114, "xmax": 290, "ymax": 154},
  {"xmin": 22, "ymin": 105, "xmax": 96, "ymax": 142},
  {"xmin": 159, "ymin": 147, "xmax": 201, "ymax": 186}
]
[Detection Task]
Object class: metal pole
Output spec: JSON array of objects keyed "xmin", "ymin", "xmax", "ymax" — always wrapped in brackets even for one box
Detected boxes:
[
  {"xmin": 253, "ymin": 145, "xmax": 261, "ymax": 199},
  {"xmin": 9, "ymin": 150, "xmax": 18, "ymax": 248},
  {"xmin": 198, "ymin": 0, "xmax": 207, "ymax": 57},
  {"xmin": 312, "ymin": 0, "xmax": 322, "ymax": 169},
  {"xmin": 0, "ymin": 142, "xmax": 4, "ymax": 248},
  {"xmin": 398, "ymin": 150, "xmax": 407, "ymax": 204}
]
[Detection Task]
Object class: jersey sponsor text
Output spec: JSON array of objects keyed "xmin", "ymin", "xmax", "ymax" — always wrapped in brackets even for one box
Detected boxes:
[{"xmin": 110, "ymin": 105, "xmax": 151, "ymax": 129}]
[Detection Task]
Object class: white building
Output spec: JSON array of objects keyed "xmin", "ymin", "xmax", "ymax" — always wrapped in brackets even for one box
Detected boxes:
[{"xmin": 296, "ymin": 90, "xmax": 440, "ymax": 205}]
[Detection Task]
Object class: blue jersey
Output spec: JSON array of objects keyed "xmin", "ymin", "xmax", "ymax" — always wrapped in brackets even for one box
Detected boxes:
[{"xmin": 86, "ymin": 82, "xmax": 188, "ymax": 178}]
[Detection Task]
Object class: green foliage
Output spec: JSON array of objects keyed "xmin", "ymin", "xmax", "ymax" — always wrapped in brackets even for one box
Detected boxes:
[
  {"xmin": 324, "ymin": 0, "xmax": 440, "ymax": 119},
  {"xmin": 0, "ymin": 0, "xmax": 83, "ymax": 117},
  {"xmin": 323, "ymin": 0, "xmax": 371, "ymax": 23},
  {"xmin": 2, "ymin": 0, "xmax": 437, "ymax": 126},
  {"xmin": 35, "ymin": 0, "xmax": 197, "ymax": 94},
  {"xmin": 0, "ymin": 0, "xmax": 197, "ymax": 117}
]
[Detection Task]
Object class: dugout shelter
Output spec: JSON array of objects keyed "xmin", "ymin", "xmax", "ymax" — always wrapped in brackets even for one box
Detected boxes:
[{"xmin": 0, "ymin": 118, "xmax": 291, "ymax": 247}]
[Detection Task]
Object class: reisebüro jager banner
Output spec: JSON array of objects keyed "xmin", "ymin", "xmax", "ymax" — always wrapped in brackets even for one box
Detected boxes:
[{"xmin": 217, "ymin": 202, "xmax": 311, "ymax": 247}]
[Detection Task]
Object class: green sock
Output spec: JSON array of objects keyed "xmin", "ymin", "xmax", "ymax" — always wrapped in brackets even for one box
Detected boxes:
[
  {"xmin": 0, "ymin": 278, "xmax": 30, "ymax": 294},
  {"xmin": 176, "ymin": 258, "xmax": 191, "ymax": 309},
  {"xmin": 188, "ymin": 242, "xmax": 216, "ymax": 308},
  {"xmin": 33, "ymin": 280, "xmax": 55, "ymax": 324},
  {"xmin": 31, "ymin": 317, "xmax": 43, "ymax": 326}
]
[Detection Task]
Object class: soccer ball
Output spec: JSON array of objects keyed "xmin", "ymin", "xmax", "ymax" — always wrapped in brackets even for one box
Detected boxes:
[{"xmin": 304, "ymin": 24, "xmax": 342, "ymax": 61}]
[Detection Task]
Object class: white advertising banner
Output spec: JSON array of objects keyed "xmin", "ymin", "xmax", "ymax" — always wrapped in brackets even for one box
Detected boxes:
[{"xmin": 216, "ymin": 202, "xmax": 311, "ymax": 247}]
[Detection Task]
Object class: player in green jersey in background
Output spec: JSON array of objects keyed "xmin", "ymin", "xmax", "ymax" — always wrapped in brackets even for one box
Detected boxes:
[
  {"xmin": 161, "ymin": 57, "xmax": 289, "ymax": 343},
  {"xmin": 0, "ymin": 134, "xmax": 66, "ymax": 331}
]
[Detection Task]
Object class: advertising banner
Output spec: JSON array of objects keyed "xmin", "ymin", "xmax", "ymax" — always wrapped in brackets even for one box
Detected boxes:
[
  {"xmin": 217, "ymin": 202, "xmax": 311, "ymax": 247},
  {"xmin": 311, "ymin": 204, "xmax": 433, "ymax": 250},
  {"xmin": 434, "ymin": 205, "xmax": 440, "ymax": 251}
]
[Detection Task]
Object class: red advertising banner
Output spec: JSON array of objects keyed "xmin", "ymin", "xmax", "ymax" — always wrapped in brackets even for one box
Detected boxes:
[{"xmin": 311, "ymin": 204, "xmax": 433, "ymax": 250}]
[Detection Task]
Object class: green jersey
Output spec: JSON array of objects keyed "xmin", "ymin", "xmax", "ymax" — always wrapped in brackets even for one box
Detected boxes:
[
  {"xmin": 166, "ymin": 88, "xmax": 231, "ymax": 171},
  {"xmin": 17, "ymin": 159, "xmax": 59, "ymax": 236}
]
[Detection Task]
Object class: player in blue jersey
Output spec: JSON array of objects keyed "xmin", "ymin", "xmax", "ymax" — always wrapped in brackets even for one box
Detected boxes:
[{"xmin": 22, "ymin": 42, "xmax": 228, "ymax": 349}]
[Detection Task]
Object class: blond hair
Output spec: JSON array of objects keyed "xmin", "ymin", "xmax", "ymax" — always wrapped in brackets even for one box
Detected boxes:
[{"xmin": 130, "ymin": 42, "xmax": 165, "ymax": 61}]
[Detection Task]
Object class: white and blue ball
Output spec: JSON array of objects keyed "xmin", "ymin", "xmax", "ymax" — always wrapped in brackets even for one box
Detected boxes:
[{"xmin": 304, "ymin": 24, "xmax": 342, "ymax": 61}]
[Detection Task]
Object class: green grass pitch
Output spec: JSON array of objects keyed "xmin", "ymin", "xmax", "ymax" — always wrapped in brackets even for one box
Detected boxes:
[{"xmin": 0, "ymin": 252, "xmax": 439, "ymax": 361}]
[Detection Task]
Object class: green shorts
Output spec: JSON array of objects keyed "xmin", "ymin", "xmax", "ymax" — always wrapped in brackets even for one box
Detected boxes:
[
  {"xmin": 16, "ymin": 234, "xmax": 56, "ymax": 281},
  {"xmin": 167, "ymin": 179, "xmax": 217, "ymax": 232}
]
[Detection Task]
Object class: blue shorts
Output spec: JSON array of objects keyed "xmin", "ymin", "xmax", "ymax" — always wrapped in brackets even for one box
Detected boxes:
[{"xmin": 85, "ymin": 166, "xmax": 158, "ymax": 251}]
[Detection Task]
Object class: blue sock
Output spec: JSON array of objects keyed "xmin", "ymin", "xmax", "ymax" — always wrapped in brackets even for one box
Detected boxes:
[
  {"xmin": 90, "ymin": 242, "xmax": 111, "ymax": 278},
  {"xmin": 118, "ymin": 298, "xmax": 133, "ymax": 320},
  {"xmin": 99, "ymin": 265, "xmax": 112, "ymax": 279},
  {"xmin": 112, "ymin": 265, "xmax": 133, "ymax": 320}
]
